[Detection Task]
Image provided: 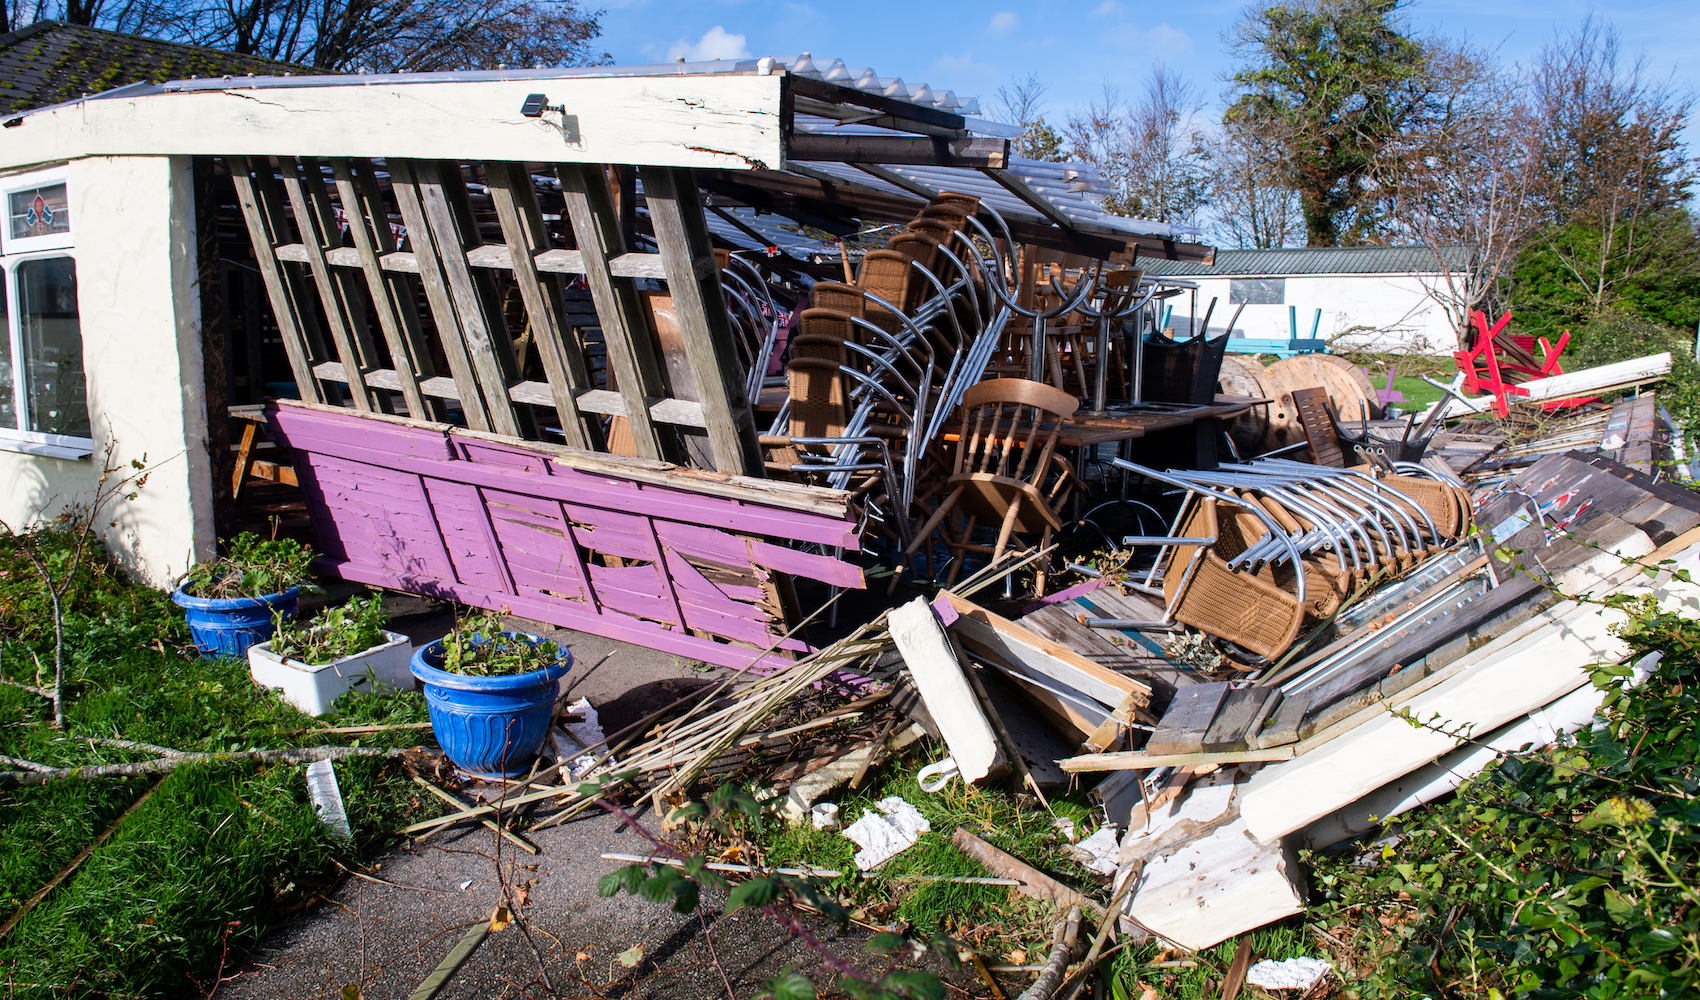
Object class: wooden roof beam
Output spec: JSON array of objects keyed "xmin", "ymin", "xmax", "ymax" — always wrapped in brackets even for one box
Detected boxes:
[{"xmin": 787, "ymin": 133, "xmax": 1008, "ymax": 169}]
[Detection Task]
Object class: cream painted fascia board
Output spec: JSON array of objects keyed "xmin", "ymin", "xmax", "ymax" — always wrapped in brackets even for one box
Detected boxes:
[{"xmin": 0, "ymin": 74, "xmax": 784, "ymax": 172}]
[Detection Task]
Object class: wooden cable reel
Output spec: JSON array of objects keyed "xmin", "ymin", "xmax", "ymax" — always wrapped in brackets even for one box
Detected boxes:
[
  {"xmin": 1216, "ymin": 354, "xmax": 1273, "ymax": 453},
  {"xmin": 1216, "ymin": 354, "xmax": 1381, "ymax": 453}
]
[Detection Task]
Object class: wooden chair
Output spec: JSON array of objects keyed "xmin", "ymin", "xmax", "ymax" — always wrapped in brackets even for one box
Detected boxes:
[
  {"xmin": 889, "ymin": 378, "xmax": 1082, "ymax": 596},
  {"xmin": 1290, "ymin": 386, "xmax": 1347, "ymax": 467}
]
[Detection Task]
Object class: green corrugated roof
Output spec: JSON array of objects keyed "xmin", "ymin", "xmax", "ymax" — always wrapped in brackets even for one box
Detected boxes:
[
  {"xmin": 0, "ymin": 20, "xmax": 308, "ymax": 115},
  {"xmin": 1139, "ymin": 245, "xmax": 1471, "ymax": 277}
]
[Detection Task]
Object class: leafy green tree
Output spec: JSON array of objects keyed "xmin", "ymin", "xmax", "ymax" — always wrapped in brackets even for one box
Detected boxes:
[
  {"xmin": 1224, "ymin": 0, "xmax": 1430, "ymax": 246},
  {"xmin": 1018, "ymin": 115, "xmax": 1066, "ymax": 162},
  {"xmin": 1514, "ymin": 212, "xmax": 1700, "ymax": 339},
  {"xmin": 1517, "ymin": 17, "xmax": 1695, "ymax": 329}
]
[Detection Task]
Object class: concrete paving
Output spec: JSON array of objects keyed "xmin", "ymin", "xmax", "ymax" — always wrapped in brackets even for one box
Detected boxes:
[{"xmin": 216, "ymin": 596, "xmax": 932, "ymax": 999}]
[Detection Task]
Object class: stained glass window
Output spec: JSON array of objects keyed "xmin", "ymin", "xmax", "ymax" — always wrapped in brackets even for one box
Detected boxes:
[{"xmin": 9, "ymin": 183, "xmax": 71, "ymax": 241}]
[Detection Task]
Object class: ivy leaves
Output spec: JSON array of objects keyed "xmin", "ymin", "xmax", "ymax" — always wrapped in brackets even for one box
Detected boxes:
[{"xmin": 1312, "ymin": 590, "xmax": 1700, "ymax": 996}]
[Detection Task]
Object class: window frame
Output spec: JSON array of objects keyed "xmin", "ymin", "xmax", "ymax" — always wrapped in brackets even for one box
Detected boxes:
[
  {"xmin": 1, "ymin": 165, "xmax": 75, "ymax": 256},
  {"xmin": 0, "ymin": 165, "xmax": 88, "ymax": 461}
]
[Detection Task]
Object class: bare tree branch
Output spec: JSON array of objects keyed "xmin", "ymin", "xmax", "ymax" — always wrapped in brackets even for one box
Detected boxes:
[{"xmin": 0, "ymin": 744, "xmax": 391, "ymax": 788}]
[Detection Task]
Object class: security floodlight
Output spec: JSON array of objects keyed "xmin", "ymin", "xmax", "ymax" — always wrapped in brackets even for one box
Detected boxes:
[{"xmin": 520, "ymin": 93, "xmax": 549, "ymax": 117}]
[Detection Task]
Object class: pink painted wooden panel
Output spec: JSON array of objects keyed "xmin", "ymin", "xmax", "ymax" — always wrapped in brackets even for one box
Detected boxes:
[{"xmin": 268, "ymin": 403, "xmax": 856, "ymax": 670}]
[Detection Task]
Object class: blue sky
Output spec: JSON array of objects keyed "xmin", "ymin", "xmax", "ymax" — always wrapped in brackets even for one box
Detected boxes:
[{"xmin": 591, "ymin": 0, "xmax": 1698, "ymax": 132}]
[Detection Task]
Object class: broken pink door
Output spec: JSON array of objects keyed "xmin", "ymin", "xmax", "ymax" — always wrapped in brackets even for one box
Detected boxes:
[{"xmin": 267, "ymin": 402, "xmax": 862, "ymax": 671}]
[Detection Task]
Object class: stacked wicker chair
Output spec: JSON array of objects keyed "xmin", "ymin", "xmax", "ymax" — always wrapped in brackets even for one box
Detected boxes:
[{"xmin": 1113, "ymin": 457, "xmax": 1474, "ymax": 661}]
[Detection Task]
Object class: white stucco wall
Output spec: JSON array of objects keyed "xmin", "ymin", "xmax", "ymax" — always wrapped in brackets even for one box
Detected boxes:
[
  {"xmin": 0, "ymin": 155, "xmax": 214, "ymax": 587},
  {"xmin": 1166, "ymin": 273, "xmax": 1463, "ymax": 355}
]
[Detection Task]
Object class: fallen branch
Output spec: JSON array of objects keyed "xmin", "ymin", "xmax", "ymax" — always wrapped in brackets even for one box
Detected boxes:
[
  {"xmin": 601, "ymin": 852, "xmax": 842, "ymax": 879},
  {"xmin": 1058, "ymin": 872, "xmax": 1144, "ymax": 1000},
  {"xmin": 0, "ymin": 677, "xmax": 51, "ymax": 699},
  {"xmin": 0, "ymin": 754, "xmax": 52, "ymax": 772},
  {"xmin": 298, "ymin": 722, "xmax": 435, "ymax": 735},
  {"xmin": 953, "ymin": 827, "xmax": 1104, "ymax": 919},
  {"xmin": 1018, "ymin": 906, "xmax": 1081, "ymax": 1000},
  {"xmin": 0, "ymin": 745, "xmax": 392, "ymax": 788},
  {"xmin": 85, "ymin": 737, "xmax": 183, "ymax": 757}
]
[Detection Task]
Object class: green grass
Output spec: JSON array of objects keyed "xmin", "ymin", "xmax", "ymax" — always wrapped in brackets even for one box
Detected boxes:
[
  {"xmin": 1390, "ymin": 375, "xmax": 1445, "ymax": 412},
  {"xmin": 0, "ymin": 528, "xmax": 431, "ymax": 998},
  {"xmin": 757, "ymin": 744, "xmax": 1103, "ymax": 954},
  {"xmin": 747, "ymin": 741, "xmax": 1333, "ymax": 998}
]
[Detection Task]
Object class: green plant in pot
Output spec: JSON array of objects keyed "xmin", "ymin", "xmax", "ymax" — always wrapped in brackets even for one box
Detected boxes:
[
  {"xmin": 248, "ymin": 594, "xmax": 414, "ymax": 715},
  {"xmin": 410, "ymin": 610, "xmax": 573, "ymax": 778},
  {"xmin": 171, "ymin": 532, "xmax": 317, "ymax": 658}
]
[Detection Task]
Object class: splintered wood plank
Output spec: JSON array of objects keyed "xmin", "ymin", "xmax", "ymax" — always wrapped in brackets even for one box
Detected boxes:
[
  {"xmin": 557, "ymin": 162, "xmax": 670, "ymax": 462},
  {"xmin": 639, "ymin": 165, "xmax": 762, "ymax": 476},
  {"xmin": 1202, "ymin": 687, "xmax": 1278, "ymax": 753},
  {"xmin": 888, "ymin": 598, "xmax": 1008, "ymax": 784},
  {"xmin": 1019, "ymin": 604, "xmax": 1148, "ymax": 673},
  {"xmin": 229, "ymin": 156, "xmax": 325, "ymax": 404},
  {"xmin": 933, "ymin": 591, "xmax": 1151, "ymax": 712},
  {"xmin": 1253, "ymin": 691, "xmax": 1309, "ymax": 749},
  {"xmin": 1059, "ymin": 746, "xmax": 1297, "ymax": 773},
  {"xmin": 1145, "ymin": 681, "xmax": 1228, "ymax": 756},
  {"xmin": 964, "ymin": 643, "xmax": 1108, "ymax": 743},
  {"xmin": 1071, "ymin": 590, "xmax": 1174, "ymax": 658},
  {"xmin": 952, "ymin": 827, "xmax": 1104, "ymax": 918}
]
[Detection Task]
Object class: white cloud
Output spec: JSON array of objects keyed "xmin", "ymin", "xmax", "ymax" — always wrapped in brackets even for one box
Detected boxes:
[
  {"xmin": 1090, "ymin": 0, "xmax": 1121, "ymax": 15},
  {"xmin": 987, "ymin": 11, "xmax": 1019, "ymax": 34},
  {"xmin": 666, "ymin": 25, "xmax": 751, "ymax": 62},
  {"xmin": 1105, "ymin": 22, "xmax": 1194, "ymax": 56}
]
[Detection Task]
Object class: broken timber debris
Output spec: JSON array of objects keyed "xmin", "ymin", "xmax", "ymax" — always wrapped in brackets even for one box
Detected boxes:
[{"xmin": 888, "ymin": 597, "xmax": 1009, "ymax": 783}]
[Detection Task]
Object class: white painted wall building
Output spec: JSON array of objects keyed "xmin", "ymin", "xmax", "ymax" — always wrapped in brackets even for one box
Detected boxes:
[
  {"xmin": 1142, "ymin": 246, "xmax": 1471, "ymax": 355},
  {"xmin": 0, "ymin": 155, "xmax": 214, "ymax": 587}
]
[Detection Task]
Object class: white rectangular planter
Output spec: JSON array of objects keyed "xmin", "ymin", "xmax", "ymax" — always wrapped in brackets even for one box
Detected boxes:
[{"xmin": 248, "ymin": 629, "xmax": 414, "ymax": 716}]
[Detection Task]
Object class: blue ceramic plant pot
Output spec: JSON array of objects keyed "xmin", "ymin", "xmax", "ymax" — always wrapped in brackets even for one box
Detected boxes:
[
  {"xmin": 411, "ymin": 633, "xmax": 572, "ymax": 779},
  {"xmin": 172, "ymin": 586, "xmax": 300, "ymax": 659}
]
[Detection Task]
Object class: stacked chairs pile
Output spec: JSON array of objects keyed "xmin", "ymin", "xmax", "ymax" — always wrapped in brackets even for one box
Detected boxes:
[
  {"xmin": 712, "ymin": 249, "xmax": 787, "ymax": 405},
  {"xmin": 1111, "ymin": 457, "xmax": 1473, "ymax": 662},
  {"xmin": 758, "ymin": 191, "xmax": 1036, "ymax": 548}
]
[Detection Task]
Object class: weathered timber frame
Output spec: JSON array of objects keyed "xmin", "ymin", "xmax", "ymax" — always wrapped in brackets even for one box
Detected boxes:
[
  {"xmin": 231, "ymin": 155, "xmax": 763, "ymax": 473},
  {"xmin": 0, "ymin": 65, "xmax": 1213, "ymax": 663},
  {"xmin": 266, "ymin": 401, "xmax": 858, "ymax": 670}
]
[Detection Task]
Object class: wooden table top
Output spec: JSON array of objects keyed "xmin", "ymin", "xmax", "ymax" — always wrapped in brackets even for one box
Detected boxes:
[{"xmin": 943, "ymin": 394, "xmax": 1268, "ymax": 448}]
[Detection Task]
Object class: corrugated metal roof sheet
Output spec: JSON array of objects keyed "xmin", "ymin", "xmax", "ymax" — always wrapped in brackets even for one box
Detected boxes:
[
  {"xmin": 796, "ymin": 158, "xmax": 1203, "ymax": 244},
  {"xmin": 1139, "ymin": 245, "xmax": 1470, "ymax": 276}
]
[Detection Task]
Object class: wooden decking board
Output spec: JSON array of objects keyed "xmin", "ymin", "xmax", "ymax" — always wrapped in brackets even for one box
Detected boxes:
[
  {"xmin": 1145, "ymin": 681, "xmax": 1229, "ymax": 756},
  {"xmin": 1071, "ymin": 593, "xmax": 1172, "ymax": 656},
  {"xmin": 1202, "ymin": 687, "xmax": 1279, "ymax": 753},
  {"xmin": 1021, "ymin": 603, "xmax": 1151, "ymax": 673},
  {"xmin": 1253, "ymin": 691, "xmax": 1309, "ymax": 749}
]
